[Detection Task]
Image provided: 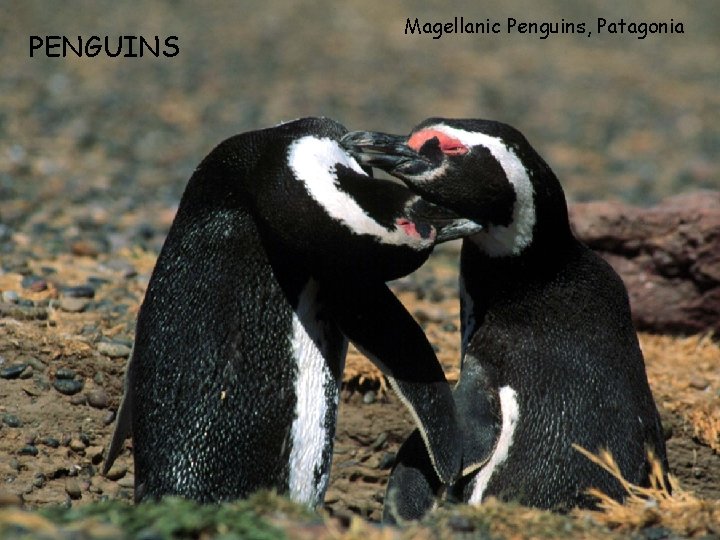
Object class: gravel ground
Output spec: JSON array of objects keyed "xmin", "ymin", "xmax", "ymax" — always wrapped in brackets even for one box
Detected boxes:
[{"xmin": 0, "ymin": 1, "xmax": 719, "ymax": 537}]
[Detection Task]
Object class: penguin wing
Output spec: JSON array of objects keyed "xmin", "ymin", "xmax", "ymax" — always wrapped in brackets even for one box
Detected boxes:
[
  {"xmin": 322, "ymin": 281, "xmax": 461, "ymax": 483},
  {"xmin": 453, "ymin": 354, "xmax": 502, "ymax": 476},
  {"xmin": 102, "ymin": 355, "xmax": 134, "ymax": 475},
  {"xmin": 383, "ymin": 429, "xmax": 441, "ymax": 524}
]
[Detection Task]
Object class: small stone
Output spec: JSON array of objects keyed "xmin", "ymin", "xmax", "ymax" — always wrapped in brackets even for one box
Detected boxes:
[
  {"xmin": 55, "ymin": 368, "xmax": 76, "ymax": 380},
  {"xmin": 70, "ymin": 394, "xmax": 87, "ymax": 406},
  {"xmin": 69, "ymin": 438, "xmax": 86, "ymax": 452},
  {"xmin": 21, "ymin": 275, "xmax": 47, "ymax": 292},
  {"xmin": 32, "ymin": 474, "xmax": 45, "ymax": 488},
  {"xmin": 18, "ymin": 445, "xmax": 38, "ymax": 457},
  {"xmin": 116, "ymin": 474, "xmax": 134, "ymax": 489},
  {"xmin": 3, "ymin": 413, "xmax": 23, "ymax": 428},
  {"xmin": 24, "ymin": 433, "xmax": 37, "ymax": 445},
  {"xmin": 54, "ymin": 379, "xmax": 84, "ymax": 396},
  {"xmin": 86, "ymin": 446, "xmax": 105, "ymax": 464},
  {"xmin": 413, "ymin": 306, "xmax": 447, "ymax": 324},
  {"xmin": 41, "ymin": 437, "xmax": 60, "ymax": 448},
  {"xmin": 363, "ymin": 390, "xmax": 376, "ymax": 404},
  {"xmin": 58, "ymin": 297, "xmax": 89, "ymax": 313},
  {"xmin": 103, "ymin": 410, "xmax": 116, "ymax": 425},
  {"xmin": 104, "ymin": 464, "xmax": 127, "ymax": 481},
  {"xmin": 370, "ymin": 432, "xmax": 388, "ymax": 450},
  {"xmin": 443, "ymin": 322, "xmax": 458, "ymax": 333},
  {"xmin": 447, "ymin": 515, "xmax": 475, "ymax": 533},
  {"xmin": 65, "ymin": 478, "xmax": 82, "ymax": 500},
  {"xmin": 688, "ymin": 377, "xmax": 709, "ymax": 390},
  {"xmin": 86, "ymin": 388, "xmax": 109, "ymax": 409},
  {"xmin": 19, "ymin": 365, "xmax": 33, "ymax": 379},
  {"xmin": 1, "ymin": 290, "xmax": 19, "ymax": 303},
  {"xmin": 97, "ymin": 341, "xmax": 132, "ymax": 358},
  {"xmin": 378, "ymin": 452, "xmax": 396, "ymax": 470},
  {"xmin": 61, "ymin": 285, "xmax": 95, "ymax": 299},
  {"xmin": 24, "ymin": 356, "xmax": 47, "ymax": 372},
  {"xmin": 0, "ymin": 363, "xmax": 28, "ymax": 379}
]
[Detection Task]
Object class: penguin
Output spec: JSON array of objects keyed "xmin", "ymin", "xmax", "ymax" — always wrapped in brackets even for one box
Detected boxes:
[
  {"xmin": 342, "ymin": 118, "xmax": 669, "ymax": 521},
  {"xmin": 103, "ymin": 117, "xmax": 482, "ymax": 506}
]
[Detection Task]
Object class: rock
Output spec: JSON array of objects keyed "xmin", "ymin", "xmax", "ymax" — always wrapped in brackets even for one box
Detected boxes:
[
  {"xmin": 21, "ymin": 275, "xmax": 47, "ymax": 292},
  {"xmin": 69, "ymin": 439, "xmax": 86, "ymax": 453},
  {"xmin": 58, "ymin": 297, "xmax": 89, "ymax": 312},
  {"xmin": 570, "ymin": 191, "xmax": 720, "ymax": 336},
  {"xmin": 55, "ymin": 367, "xmax": 76, "ymax": 380},
  {"xmin": 104, "ymin": 464, "xmax": 127, "ymax": 481},
  {"xmin": 40, "ymin": 437, "xmax": 60, "ymax": 448},
  {"xmin": 53, "ymin": 379, "xmax": 84, "ymax": 395},
  {"xmin": 18, "ymin": 445, "xmax": 38, "ymax": 456},
  {"xmin": 65, "ymin": 478, "xmax": 82, "ymax": 500},
  {"xmin": 0, "ymin": 363, "xmax": 28, "ymax": 379},
  {"xmin": 97, "ymin": 341, "xmax": 132, "ymax": 358},
  {"xmin": 19, "ymin": 365, "xmax": 33, "ymax": 379},
  {"xmin": 362, "ymin": 390, "xmax": 376, "ymax": 404},
  {"xmin": 3, "ymin": 414, "xmax": 23, "ymax": 428},
  {"xmin": 86, "ymin": 388, "xmax": 109, "ymax": 409},
  {"xmin": 86, "ymin": 446, "xmax": 105, "ymax": 464},
  {"xmin": 1, "ymin": 290, "xmax": 19, "ymax": 303},
  {"xmin": 61, "ymin": 285, "xmax": 96, "ymax": 299},
  {"xmin": 116, "ymin": 474, "xmax": 134, "ymax": 489}
]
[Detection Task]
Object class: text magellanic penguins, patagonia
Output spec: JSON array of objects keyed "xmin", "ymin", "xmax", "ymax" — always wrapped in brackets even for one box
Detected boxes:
[
  {"xmin": 342, "ymin": 118, "xmax": 669, "ymax": 521},
  {"xmin": 103, "ymin": 117, "xmax": 482, "ymax": 506}
]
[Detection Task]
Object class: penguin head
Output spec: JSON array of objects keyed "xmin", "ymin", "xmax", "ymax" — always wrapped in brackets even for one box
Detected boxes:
[
  {"xmin": 210, "ymin": 117, "xmax": 481, "ymax": 280},
  {"xmin": 342, "ymin": 118, "xmax": 573, "ymax": 258}
]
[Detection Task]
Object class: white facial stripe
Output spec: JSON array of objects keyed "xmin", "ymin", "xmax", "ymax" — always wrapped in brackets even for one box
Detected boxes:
[
  {"xmin": 428, "ymin": 125, "xmax": 536, "ymax": 257},
  {"xmin": 287, "ymin": 136, "xmax": 432, "ymax": 250},
  {"xmin": 468, "ymin": 385, "xmax": 519, "ymax": 504},
  {"xmin": 288, "ymin": 279, "xmax": 341, "ymax": 505}
]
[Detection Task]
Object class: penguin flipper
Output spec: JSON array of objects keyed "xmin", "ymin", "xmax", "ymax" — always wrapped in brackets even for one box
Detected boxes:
[
  {"xmin": 102, "ymin": 358, "xmax": 134, "ymax": 475},
  {"xmin": 383, "ymin": 429, "xmax": 442, "ymax": 524},
  {"xmin": 322, "ymin": 281, "xmax": 461, "ymax": 484},
  {"xmin": 454, "ymin": 354, "xmax": 501, "ymax": 475}
]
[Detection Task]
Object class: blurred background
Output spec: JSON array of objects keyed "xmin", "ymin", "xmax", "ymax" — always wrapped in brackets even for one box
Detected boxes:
[{"xmin": 1, "ymin": 0, "xmax": 718, "ymax": 255}]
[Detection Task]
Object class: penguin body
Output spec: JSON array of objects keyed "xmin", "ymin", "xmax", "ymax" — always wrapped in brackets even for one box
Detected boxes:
[
  {"xmin": 104, "ymin": 117, "xmax": 479, "ymax": 505},
  {"xmin": 342, "ymin": 119, "xmax": 668, "ymax": 520}
]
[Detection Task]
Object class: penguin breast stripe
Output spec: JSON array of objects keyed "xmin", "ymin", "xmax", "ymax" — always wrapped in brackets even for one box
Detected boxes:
[
  {"xmin": 426, "ymin": 125, "xmax": 536, "ymax": 257},
  {"xmin": 288, "ymin": 280, "xmax": 336, "ymax": 505},
  {"xmin": 287, "ymin": 136, "xmax": 432, "ymax": 249},
  {"xmin": 468, "ymin": 385, "xmax": 519, "ymax": 504}
]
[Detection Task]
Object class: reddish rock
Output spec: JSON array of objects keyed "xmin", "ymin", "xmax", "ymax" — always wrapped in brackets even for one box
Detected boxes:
[{"xmin": 570, "ymin": 191, "xmax": 720, "ymax": 336}]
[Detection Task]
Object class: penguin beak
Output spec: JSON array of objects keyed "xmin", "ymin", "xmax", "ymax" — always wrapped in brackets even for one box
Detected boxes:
[
  {"xmin": 341, "ymin": 131, "xmax": 429, "ymax": 172},
  {"xmin": 406, "ymin": 197, "xmax": 483, "ymax": 243}
]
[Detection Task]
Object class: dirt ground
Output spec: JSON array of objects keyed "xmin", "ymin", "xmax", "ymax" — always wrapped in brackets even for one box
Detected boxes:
[{"xmin": 1, "ymin": 251, "xmax": 718, "ymax": 528}]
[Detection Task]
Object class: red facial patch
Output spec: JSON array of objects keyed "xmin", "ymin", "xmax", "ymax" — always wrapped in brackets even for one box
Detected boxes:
[
  {"xmin": 396, "ymin": 218, "xmax": 420, "ymax": 237},
  {"xmin": 408, "ymin": 129, "xmax": 469, "ymax": 156}
]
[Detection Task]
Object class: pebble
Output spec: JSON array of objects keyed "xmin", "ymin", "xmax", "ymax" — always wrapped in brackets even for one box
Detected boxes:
[
  {"xmin": 447, "ymin": 515, "xmax": 475, "ymax": 533},
  {"xmin": 18, "ymin": 445, "xmax": 38, "ymax": 457},
  {"xmin": 3, "ymin": 413, "xmax": 23, "ymax": 427},
  {"xmin": 54, "ymin": 379, "xmax": 84, "ymax": 395},
  {"xmin": 61, "ymin": 285, "xmax": 96, "ymax": 299},
  {"xmin": 41, "ymin": 437, "xmax": 60, "ymax": 448},
  {"xmin": 86, "ymin": 388, "xmax": 110, "ymax": 409},
  {"xmin": 32, "ymin": 474, "xmax": 45, "ymax": 488},
  {"xmin": 70, "ymin": 394, "xmax": 87, "ymax": 406},
  {"xmin": 688, "ymin": 377, "xmax": 709, "ymax": 390},
  {"xmin": 65, "ymin": 478, "xmax": 82, "ymax": 500},
  {"xmin": 443, "ymin": 322, "xmax": 458, "ymax": 333},
  {"xmin": 377, "ymin": 452, "xmax": 396, "ymax": 470},
  {"xmin": 0, "ymin": 363, "xmax": 28, "ymax": 379},
  {"xmin": 69, "ymin": 438, "xmax": 86, "ymax": 453},
  {"xmin": 24, "ymin": 356, "xmax": 47, "ymax": 371},
  {"xmin": 19, "ymin": 365, "xmax": 33, "ymax": 379},
  {"xmin": 117, "ymin": 474, "xmax": 134, "ymax": 489},
  {"xmin": 363, "ymin": 390, "xmax": 376, "ymax": 404},
  {"xmin": 97, "ymin": 341, "xmax": 132, "ymax": 358},
  {"xmin": 413, "ymin": 306, "xmax": 447, "ymax": 324},
  {"xmin": 55, "ymin": 367, "xmax": 76, "ymax": 380},
  {"xmin": 21, "ymin": 275, "xmax": 47, "ymax": 292},
  {"xmin": 370, "ymin": 432, "xmax": 388, "ymax": 450},
  {"xmin": 103, "ymin": 410, "xmax": 116, "ymax": 425},
  {"xmin": 86, "ymin": 446, "xmax": 105, "ymax": 464},
  {"xmin": 104, "ymin": 464, "xmax": 128, "ymax": 481},
  {"xmin": 58, "ymin": 296, "xmax": 89, "ymax": 312},
  {"xmin": 1, "ymin": 290, "xmax": 19, "ymax": 303}
]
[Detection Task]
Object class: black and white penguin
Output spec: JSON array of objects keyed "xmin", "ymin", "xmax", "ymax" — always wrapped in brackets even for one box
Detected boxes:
[
  {"xmin": 103, "ymin": 117, "xmax": 481, "ymax": 506},
  {"xmin": 342, "ymin": 118, "xmax": 669, "ymax": 520}
]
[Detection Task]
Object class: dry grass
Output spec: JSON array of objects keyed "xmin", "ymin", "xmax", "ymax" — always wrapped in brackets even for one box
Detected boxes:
[
  {"xmin": 641, "ymin": 333, "xmax": 720, "ymax": 453},
  {"xmin": 574, "ymin": 445, "xmax": 720, "ymax": 537}
]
